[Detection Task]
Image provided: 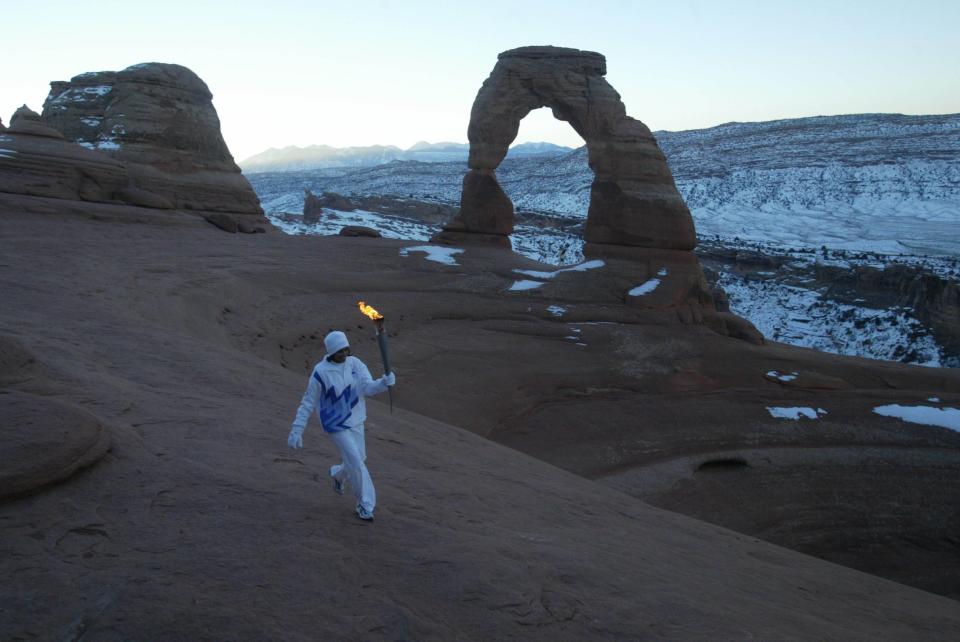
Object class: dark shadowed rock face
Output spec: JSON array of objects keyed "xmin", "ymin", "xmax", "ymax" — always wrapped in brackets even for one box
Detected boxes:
[
  {"xmin": 338, "ymin": 225, "xmax": 381, "ymax": 237},
  {"xmin": 40, "ymin": 63, "xmax": 263, "ymax": 217},
  {"xmin": 302, "ymin": 189, "xmax": 358, "ymax": 223},
  {"xmin": 303, "ymin": 189, "xmax": 325, "ymax": 223},
  {"xmin": 9, "ymin": 105, "xmax": 65, "ymax": 139}
]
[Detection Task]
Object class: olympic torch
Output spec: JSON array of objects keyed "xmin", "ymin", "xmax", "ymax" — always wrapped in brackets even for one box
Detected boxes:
[{"xmin": 357, "ymin": 300, "xmax": 393, "ymax": 412}]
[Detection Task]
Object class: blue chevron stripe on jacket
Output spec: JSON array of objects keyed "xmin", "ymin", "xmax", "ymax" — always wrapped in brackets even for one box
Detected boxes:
[{"xmin": 314, "ymin": 371, "xmax": 360, "ymax": 433}]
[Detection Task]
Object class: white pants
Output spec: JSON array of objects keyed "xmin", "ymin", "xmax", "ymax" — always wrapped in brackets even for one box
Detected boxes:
[{"xmin": 329, "ymin": 423, "xmax": 375, "ymax": 513}]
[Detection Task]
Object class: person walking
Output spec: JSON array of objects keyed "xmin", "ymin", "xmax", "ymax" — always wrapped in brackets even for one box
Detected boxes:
[{"xmin": 287, "ymin": 330, "xmax": 395, "ymax": 521}]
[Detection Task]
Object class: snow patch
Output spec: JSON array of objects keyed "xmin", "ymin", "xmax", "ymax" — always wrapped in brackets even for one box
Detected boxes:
[
  {"xmin": 872, "ymin": 404, "xmax": 960, "ymax": 433},
  {"xmin": 628, "ymin": 278, "xmax": 661, "ymax": 297},
  {"xmin": 767, "ymin": 370, "xmax": 799, "ymax": 382},
  {"xmin": 508, "ymin": 280, "xmax": 544, "ymax": 291},
  {"xmin": 399, "ymin": 245, "xmax": 464, "ymax": 266},
  {"xmin": 83, "ymin": 85, "xmax": 113, "ymax": 96},
  {"xmin": 767, "ymin": 407, "xmax": 827, "ymax": 420},
  {"xmin": 80, "ymin": 117, "xmax": 103, "ymax": 127},
  {"xmin": 928, "ymin": 397, "xmax": 940, "ymax": 403},
  {"xmin": 513, "ymin": 259, "xmax": 604, "ymax": 281},
  {"xmin": 718, "ymin": 274, "xmax": 943, "ymax": 366},
  {"xmin": 0, "ymin": 149, "xmax": 18, "ymax": 159},
  {"xmin": 51, "ymin": 85, "xmax": 113, "ymax": 104},
  {"xmin": 269, "ymin": 209, "xmax": 433, "ymax": 241},
  {"xmin": 547, "ymin": 305, "xmax": 566, "ymax": 317}
]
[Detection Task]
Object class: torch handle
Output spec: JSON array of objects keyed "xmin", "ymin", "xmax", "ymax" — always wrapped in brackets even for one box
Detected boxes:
[
  {"xmin": 373, "ymin": 319, "xmax": 393, "ymax": 412},
  {"xmin": 376, "ymin": 332, "xmax": 391, "ymax": 374}
]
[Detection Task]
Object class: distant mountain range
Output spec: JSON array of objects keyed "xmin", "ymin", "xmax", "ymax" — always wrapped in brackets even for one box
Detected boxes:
[
  {"xmin": 239, "ymin": 141, "xmax": 572, "ymax": 172},
  {"xmin": 248, "ymin": 113, "xmax": 960, "ymax": 256}
]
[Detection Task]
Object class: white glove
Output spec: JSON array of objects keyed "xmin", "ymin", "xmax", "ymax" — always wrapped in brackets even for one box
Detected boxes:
[
  {"xmin": 383, "ymin": 371, "xmax": 396, "ymax": 387},
  {"xmin": 287, "ymin": 428, "xmax": 303, "ymax": 449}
]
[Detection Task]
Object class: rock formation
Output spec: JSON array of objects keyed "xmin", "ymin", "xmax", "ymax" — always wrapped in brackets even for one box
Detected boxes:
[
  {"xmin": 0, "ymin": 337, "xmax": 110, "ymax": 501},
  {"xmin": 0, "ymin": 106, "xmax": 144, "ymax": 205},
  {"xmin": 434, "ymin": 46, "xmax": 756, "ymax": 341},
  {"xmin": 9, "ymin": 105, "xmax": 66, "ymax": 139},
  {"xmin": 338, "ymin": 225, "xmax": 381, "ymax": 237},
  {"xmin": 39, "ymin": 63, "xmax": 263, "ymax": 219},
  {"xmin": 435, "ymin": 46, "xmax": 695, "ymax": 250},
  {"xmin": 303, "ymin": 189, "xmax": 345, "ymax": 223}
]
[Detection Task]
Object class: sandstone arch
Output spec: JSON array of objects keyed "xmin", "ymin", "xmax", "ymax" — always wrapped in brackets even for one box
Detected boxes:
[{"xmin": 434, "ymin": 46, "xmax": 696, "ymax": 251}]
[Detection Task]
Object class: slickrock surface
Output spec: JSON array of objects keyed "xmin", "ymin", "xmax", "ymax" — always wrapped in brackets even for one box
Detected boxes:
[
  {"xmin": 0, "ymin": 336, "xmax": 111, "ymax": 500},
  {"xmin": 0, "ymin": 125, "xmax": 132, "ymax": 204},
  {"xmin": 39, "ymin": 63, "xmax": 264, "ymax": 218},
  {"xmin": 2, "ymin": 198, "xmax": 959, "ymax": 638},
  {"xmin": 0, "ymin": 390, "xmax": 110, "ymax": 501}
]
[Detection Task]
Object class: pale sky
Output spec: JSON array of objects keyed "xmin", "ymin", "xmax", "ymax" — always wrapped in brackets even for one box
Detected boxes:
[{"xmin": 3, "ymin": 0, "xmax": 958, "ymax": 162}]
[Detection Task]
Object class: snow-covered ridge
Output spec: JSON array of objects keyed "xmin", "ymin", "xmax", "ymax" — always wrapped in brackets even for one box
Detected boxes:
[{"xmin": 248, "ymin": 113, "xmax": 960, "ymax": 256}]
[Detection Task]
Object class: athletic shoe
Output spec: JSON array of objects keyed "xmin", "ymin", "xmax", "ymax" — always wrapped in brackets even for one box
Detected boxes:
[
  {"xmin": 355, "ymin": 504, "xmax": 374, "ymax": 521},
  {"xmin": 332, "ymin": 477, "xmax": 345, "ymax": 495}
]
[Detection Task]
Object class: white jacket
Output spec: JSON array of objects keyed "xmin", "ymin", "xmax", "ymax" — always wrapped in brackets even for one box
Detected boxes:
[{"xmin": 291, "ymin": 356, "xmax": 389, "ymax": 434}]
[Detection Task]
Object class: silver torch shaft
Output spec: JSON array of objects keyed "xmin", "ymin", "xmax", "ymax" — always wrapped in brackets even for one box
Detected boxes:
[{"xmin": 374, "ymin": 318, "xmax": 393, "ymax": 412}]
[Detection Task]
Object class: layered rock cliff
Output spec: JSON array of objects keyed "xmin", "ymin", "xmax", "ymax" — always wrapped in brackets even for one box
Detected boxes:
[{"xmin": 39, "ymin": 63, "xmax": 263, "ymax": 218}]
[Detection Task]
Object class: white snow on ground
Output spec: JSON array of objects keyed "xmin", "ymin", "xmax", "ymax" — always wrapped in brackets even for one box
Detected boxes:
[
  {"xmin": 717, "ymin": 274, "xmax": 943, "ymax": 366},
  {"xmin": 566, "ymin": 327, "xmax": 587, "ymax": 346},
  {"xmin": 872, "ymin": 404, "xmax": 960, "ymax": 433},
  {"xmin": 508, "ymin": 280, "xmax": 544, "ymax": 291},
  {"xmin": 0, "ymin": 136, "xmax": 14, "ymax": 142},
  {"xmin": 767, "ymin": 371, "xmax": 799, "ymax": 382},
  {"xmin": 767, "ymin": 407, "xmax": 828, "ymax": 420},
  {"xmin": 268, "ymin": 209, "xmax": 433, "ymax": 241},
  {"xmin": 547, "ymin": 305, "xmax": 566, "ymax": 317},
  {"xmin": 928, "ymin": 397, "xmax": 941, "ymax": 402},
  {"xmin": 0, "ymin": 149, "xmax": 18, "ymax": 159},
  {"xmin": 80, "ymin": 117, "xmax": 103, "ymax": 127},
  {"xmin": 399, "ymin": 245, "xmax": 464, "ymax": 266},
  {"xmin": 514, "ymin": 259, "xmax": 604, "ymax": 280},
  {"xmin": 510, "ymin": 225, "xmax": 584, "ymax": 266},
  {"xmin": 249, "ymin": 114, "xmax": 960, "ymax": 257},
  {"xmin": 76, "ymin": 137, "xmax": 122, "ymax": 151},
  {"xmin": 628, "ymin": 278, "xmax": 661, "ymax": 297},
  {"xmin": 50, "ymin": 86, "xmax": 114, "ymax": 104}
]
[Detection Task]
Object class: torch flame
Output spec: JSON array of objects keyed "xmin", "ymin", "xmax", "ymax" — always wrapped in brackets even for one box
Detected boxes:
[{"xmin": 357, "ymin": 300, "xmax": 384, "ymax": 320}]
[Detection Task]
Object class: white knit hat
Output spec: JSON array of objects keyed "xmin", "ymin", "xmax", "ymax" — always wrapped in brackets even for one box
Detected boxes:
[{"xmin": 324, "ymin": 330, "xmax": 350, "ymax": 356}]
